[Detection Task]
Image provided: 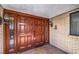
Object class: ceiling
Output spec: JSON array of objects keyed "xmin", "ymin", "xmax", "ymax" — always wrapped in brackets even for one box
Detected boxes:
[{"xmin": 2, "ymin": 4, "xmax": 79, "ymax": 18}]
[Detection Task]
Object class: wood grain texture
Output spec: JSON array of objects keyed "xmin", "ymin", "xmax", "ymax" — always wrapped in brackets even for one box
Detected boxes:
[{"xmin": 3, "ymin": 9, "xmax": 49, "ymax": 54}]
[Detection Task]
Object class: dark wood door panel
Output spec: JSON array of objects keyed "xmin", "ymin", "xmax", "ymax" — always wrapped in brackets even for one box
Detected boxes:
[
  {"xmin": 34, "ymin": 19, "xmax": 44, "ymax": 46},
  {"xmin": 19, "ymin": 36, "xmax": 26, "ymax": 49},
  {"xmin": 16, "ymin": 16, "xmax": 34, "ymax": 51},
  {"xmin": 4, "ymin": 9, "xmax": 49, "ymax": 53}
]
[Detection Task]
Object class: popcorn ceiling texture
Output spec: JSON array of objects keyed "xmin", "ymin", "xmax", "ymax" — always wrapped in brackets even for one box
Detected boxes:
[
  {"xmin": 50, "ymin": 9, "xmax": 79, "ymax": 54},
  {"xmin": 2, "ymin": 4, "xmax": 79, "ymax": 18}
]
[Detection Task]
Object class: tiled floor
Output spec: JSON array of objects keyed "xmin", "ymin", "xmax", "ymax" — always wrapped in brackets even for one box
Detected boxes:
[{"xmin": 21, "ymin": 44, "xmax": 67, "ymax": 54}]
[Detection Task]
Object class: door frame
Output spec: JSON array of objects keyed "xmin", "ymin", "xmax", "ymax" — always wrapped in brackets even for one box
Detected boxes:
[
  {"xmin": 3, "ymin": 9, "xmax": 49, "ymax": 54},
  {"xmin": 3, "ymin": 9, "xmax": 17, "ymax": 54}
]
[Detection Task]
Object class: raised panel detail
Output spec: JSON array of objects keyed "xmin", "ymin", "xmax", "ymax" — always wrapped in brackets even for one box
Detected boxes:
[{"xmin": 4, "ymin": 9, "xmax": 49, "ymax": 54}]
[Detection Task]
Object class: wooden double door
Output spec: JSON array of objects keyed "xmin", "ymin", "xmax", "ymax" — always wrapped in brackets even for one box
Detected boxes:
[
  {"xmin": 17, "ymin": 16, "xmax": 47, "ymax": 51},
  {"xmin": 4, "ymin": 9, "xmax": 49, "ymax": 54}
]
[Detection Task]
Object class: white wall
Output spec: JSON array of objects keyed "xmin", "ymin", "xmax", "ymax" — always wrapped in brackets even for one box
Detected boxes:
[
  {"xmin": 0, "ymin": 6, "xmax": 3, "ymax": 54},
  {"xmin": 50, "ymin": 8, "xmax": 79, "ymax": 54}
]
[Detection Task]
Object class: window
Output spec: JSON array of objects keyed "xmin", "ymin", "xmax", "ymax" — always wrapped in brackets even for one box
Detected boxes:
[{"xmin": 70, "ymin": 11, "xmax": 79, "ymax": 35}]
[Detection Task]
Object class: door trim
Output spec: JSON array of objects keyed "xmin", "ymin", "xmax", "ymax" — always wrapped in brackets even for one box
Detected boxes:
[{"xmin": 3, "ymin": 9, "xmax": 49, "ymax": 54}]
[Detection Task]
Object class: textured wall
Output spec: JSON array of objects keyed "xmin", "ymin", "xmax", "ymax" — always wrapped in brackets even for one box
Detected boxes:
[
  {"xmin": 50, "ymin": 9, "xmax": 79, "ymax": 54},
  {"xmin": 0, "ymin": 6, "xmax": 3, "ymax": 54}
]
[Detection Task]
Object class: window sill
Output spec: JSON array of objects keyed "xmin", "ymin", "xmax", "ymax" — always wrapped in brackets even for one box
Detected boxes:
[
  {"xmin": 69, "ymin": 34, "xmax": 79, "ymax": 38},
  {"xmin": 70, "ymin": 34, "xmax": 79, "ymax": 36}
]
